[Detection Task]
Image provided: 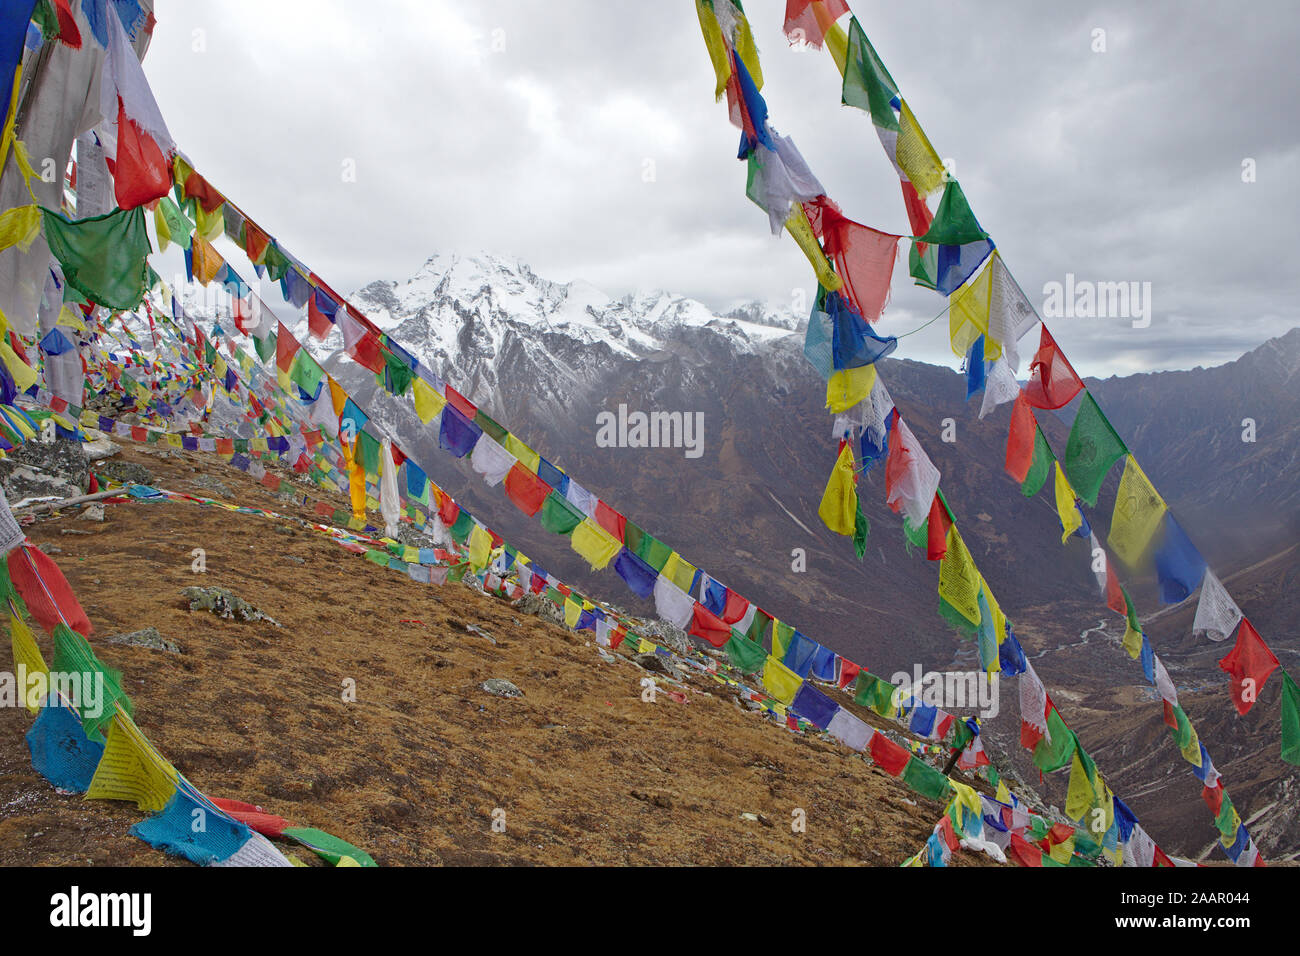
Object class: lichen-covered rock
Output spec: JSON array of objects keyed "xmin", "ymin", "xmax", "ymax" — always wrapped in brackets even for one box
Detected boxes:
[
  {"xmin": 481, "ymin": 678, "xmax": 523, "ymax": 698},
  {"xmin": 181, "ymin": 586, "xmax": 279, "ymax": 625},
  {"xmin": 512, "ymin": 591, "xmax": 566, "ymax": 627},
  {"xmin": 106, "ymin": 627, "xmax": 180, "ymax": 654},
  {"xmin": 96, "ymin": 459, "xmax": 154, "ymax": 486}
]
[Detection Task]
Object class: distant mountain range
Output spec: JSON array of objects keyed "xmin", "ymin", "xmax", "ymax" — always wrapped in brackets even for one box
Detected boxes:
[{"xmin": 296, "ymin": 253, "xmax": 1298, "ymax": 859}]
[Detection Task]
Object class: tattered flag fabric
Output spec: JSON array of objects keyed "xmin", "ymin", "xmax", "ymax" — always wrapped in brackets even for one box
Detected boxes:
[
  {"xmin": 1218, "ymin": 619, "xmax": 1278, "ymax": 716},
  {"xmin": 41, "ymin": 206, "xmax": 151, "ymax": 311},
  {"xmin": 1023, "ymin": 326, "xmax": 1083, "ymax": 410},
  {"xmin": 786, "ymin": 0, "xmax": 851, "ymax": 51}
]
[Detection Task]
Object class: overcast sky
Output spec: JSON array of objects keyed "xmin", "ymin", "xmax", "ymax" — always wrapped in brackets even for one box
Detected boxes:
[{"xmin": 142, "ymin": 1, "xmax": 1299, "ymax": 377}]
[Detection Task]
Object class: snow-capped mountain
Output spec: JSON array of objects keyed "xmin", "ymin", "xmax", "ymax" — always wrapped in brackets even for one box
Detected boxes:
[{"xmin": 293, "ymin": 252, "xmax": 801, "ymax": 420}]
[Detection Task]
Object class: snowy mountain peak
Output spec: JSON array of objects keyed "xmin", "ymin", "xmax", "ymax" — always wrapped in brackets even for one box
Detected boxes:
[{"xmin": 307, "ymin": 254, "xmax": 801, "ymax": 414}]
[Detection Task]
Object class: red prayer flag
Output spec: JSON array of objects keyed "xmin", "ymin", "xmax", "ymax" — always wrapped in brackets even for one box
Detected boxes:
[
  {"xmin": 782, "ymin": 0, "xmax": 849, "ymax": 48},
  {"xmin": 503, "ymin": 463, "xmax": 550, "ymax": 517},
  {"xmin": 900, "ymin": 180, "xmax": 934, "ymax": 247},
  {"xmin": 1009, "ymin": 832, "xmax": 1044, "ymax": 867},
  {"xmin": 445, "ymin": 386, "xmax": 477, "ymax": 419},
  {"xmin": 275, "ymin": 323, "xmax": 298, "ymax": 373},
  {"xmin": 688, "ymin": 602, "xmax": 730, "ymax": 648},
  {"xmin": 7, "ymin": 546, "xmax": 92, "ymax": 637},
  {"xmin": 868, "ymin": 731, "xmax": 910, "ymax": 776},
  {"xmin": 926, "ymin": 494, "xmax": 950, "ymax": 561},
  {"xmin": 112, "ymin": 99, "xmax": 169, "ymax": 210},
  {"xmin": 182, "ymin": 170, "xmax": 225, "ymax": 213},
  {"xmin": 594, "ymin": 500, "xmax": 625, "ymax": 542},
  {"xmin": 721, "ymin": 590, "xmax": 749, "ymax": 625},
  {"xmin": 1218, "ymin": 618, "xmax": 1279, "ymax": 716},
  {"xmin": 804, "ymin": 196, "xmax": 900, "ymax": 322},
  {"xmin": 1005, "ymin": 391, "xmax": 1036, "ymax": 483},
  {"xmin": 1023, "ymin": 327, "xmax": 1084, "ymax": 410},
  {"xmin": 838, "ymin": 659, "xmax": 860, "ymax": 689},
  {"xmin": 307, "ymin": 293, "xmax": 333, "ymax": 340}
]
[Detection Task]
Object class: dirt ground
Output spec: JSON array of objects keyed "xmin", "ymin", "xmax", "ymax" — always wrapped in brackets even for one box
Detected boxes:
[{"xmin": 0, "ymin": 443, "xmax": 996, "ymax": 867}]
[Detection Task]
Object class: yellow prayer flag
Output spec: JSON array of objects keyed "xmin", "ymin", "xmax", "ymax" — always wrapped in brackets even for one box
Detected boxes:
[
  {"xmin": 1107, "ymin": 456, "xmax": 1166, "ymax": 567},
  {"xmin": 10, "ymin": 613, "xmax": 47, "ymax": 715},
  {"xmin": 0, "ymin": 203, "xmax": 41, "ymax": 254},
  {"xmin": 191, "ymin": 233, "xmax": 224, "ymax": 285},
  {"xmin": 638, "ymin": 638, "xmax": 656, "ymax": 655},
  {"xmin": 0, "ymin": 339, "xmax": 36, "ymax": 392},
  {"xmin": 153, "ymin": 202, "xmax": 171, "ymax": 252},
  {"xmin": 564, "ymin": 598, "xmax": 582, "ymax": 629},
  {"xmin": 467, "ymin": 524, "xmax": 492, "ymax": 571},
  {"xmin": 695, "ymin": 0, "xmax": 731, "ymax": 100},
  {"xmin": 761, "ymin": 656, "xmax": 803, "ymax": 705},
  {"xmin": 661, "ymin": 551, "xmax": 697, "ymax": 594},
  {"xmin": 1054, "ymin": 462, "xmax": 1082, "ymax": 543},
  {"xmin": 732, "ymin": 12, "xmax": 763, "ymax": 92},
  {"xmin": 947, "ymin": 257, "xmax": 1002, "ymax": 360},
  {"xmin": 825, "ymin": 364, "xmax": 876, "ymax": 414},
  {"xmin": 570, "ymin": 519, "xmax": 621, "ymax": 571},
  {"xmin": 412, "ymin": 378, "xmax": 445, "ymax": 424},
  {"xmin": 771, "ymin": 621, "xmax": 789, "ymax": 660},
  {"xmin": 1122, "ymin": 618, "xmax": 1143, "ymax": 659},
  {"xmin": 896, "ymin": 101, "xmax": 945, "ymax": 197},
  {"xmin": 502, "ymin": 433, "xmax": 540, "ymax": 474},
  {"xmin": 938, "ymin": 525, "xmax": 981, "ymax": 626},
  {"xmin": 194, "ymin": 202, "xmax": 224, "ymax": 242},
  {"xmin": 85, "ymin": 713, "xmax": 180, "ymax": 812},
  {"xmin": 1048, "ymin": 834, "xmax": 1076, "ymax": 865},
  {"xmin": 817, "ymin": 442, "xmax": 858, "ymax": 535},
  {"xmin": 785, "ymin": 205, "xmax": 842, "ymax": 292}
]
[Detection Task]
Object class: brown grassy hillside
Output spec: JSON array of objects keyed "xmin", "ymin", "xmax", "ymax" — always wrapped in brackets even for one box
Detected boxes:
[{"xmin": 0, "ymin": 443, "xmax": 995, "ymax": 867}]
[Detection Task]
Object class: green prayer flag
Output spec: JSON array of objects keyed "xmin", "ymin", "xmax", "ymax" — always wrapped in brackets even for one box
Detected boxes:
[
  {"xmin": 50, "ymin": 623, "xmax": 132, "ymax": 743},
  {"xmin": 1063, "ymin": 393, "xmax": 1126, "ymax": 507},
  {"xmin": 1032, "ymin": 708, "xmax": 1076, "ymax": 773},
  {"xmin": 253, "ymin": 332, "xmax": 276, "ymax": 364},
  {"xmin": 357, "ymin": 430, "xmax": 381, "ymax": 476},
  {"xmin": 540, "ymin": 491, "xmax": 584, "ymax": 536},
  {"xmin": 41, "ymin": 206, "xmax": 152, "ymax": 311},
  {"xmin": 633, "ymin": 530, "xmax": 673, "ymax": 572},
  {"xmin": 908, "ymin": 239, "xmax": 938, "ymax": 290},
  {"xmin": 724, "ymin": 631, "xmax": 768, "ymax": 674},
  {"xmin": 473, "ymin": 409, "xmax": 508, "ymax": 444},
  {"xmin": 282, "ymin": 826, "xmax": 376, "ymax": 867},
  {"xmin": 745, "ymin": 607, "xmax": 772, "ymax": 645},
  {"xmin": 261, "ymin": 243, "xmax": 291, "ymax": 282},
  {"xmin": 853, "ymin": 499, "xmax": 869, "ymax": 559},
  {"xmin": 917, "ymin": 181, "xmax": 988, "ymax": 246},
  {"xmin": 449, "ymin": 510, "xmax": 474, "ymax": 543},
  {"xmin": 1282, "ymin": 671, "xmax": 1300, "ymax": 766},
  {"xmin": 156, "ymin": 196, "xmax": 193, "ymax": 250},
  {"xmin": 382, "ymin": 350, "xmax": 413, "ymax": 397},
  {"xmin": 842, "ymin": 17, "xmax": 899, "ymax": 131},
  {"xmin": 289, "ymin": 348, "xmax": 324, "ymax": 398},
  {"xmin": 1021, "ymin": 425, "xmax": 1054, "ymax": 497},
  {"xmin": 902, "ymin": 756, "xmax": 952, "ymax": 801}
]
